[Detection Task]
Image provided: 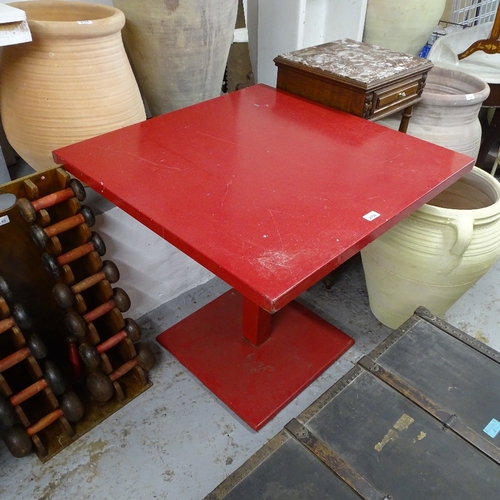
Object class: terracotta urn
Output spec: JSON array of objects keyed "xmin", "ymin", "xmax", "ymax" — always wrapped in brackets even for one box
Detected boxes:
[
  {"xmin": 379, "ymin": 66, "xmax": 490, "ymax": 160},
  {"xmin": 363, "ymin": 0, "xmax": 446, "ymax": 55},
  {"xmin": 1, "ymin": 1, "xmax": 146, "ymax": 172},
  {"xmin": 361, "ymin": 167, "xmax": 500, "ymax": 329},
  {"xmin": 112, "ymin": 0, "xmax": 238, "ymax": 115}
]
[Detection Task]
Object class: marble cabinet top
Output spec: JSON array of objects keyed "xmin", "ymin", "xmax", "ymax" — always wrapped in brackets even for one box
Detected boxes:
[{"xmin": 277, "ymin": 38, "xmax": 431, "ymax": 85}]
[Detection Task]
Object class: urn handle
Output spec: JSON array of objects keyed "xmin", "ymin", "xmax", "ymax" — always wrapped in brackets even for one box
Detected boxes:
[{"xmin": 449, "ymin": 215, "xmax": 474, "ymax": 257}]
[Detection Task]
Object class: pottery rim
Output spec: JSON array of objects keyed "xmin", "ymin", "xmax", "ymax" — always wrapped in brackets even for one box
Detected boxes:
[
  {"xmin": 8, "ymin": 1, "xmax": 124, "ymax": 38},
  {"xmin": 423, "ymin": 66, "xmax": 490, "ymax": 107},
  {"xmin": 419, "ymin": 167, "xmax": 500, "ymax": 224}
]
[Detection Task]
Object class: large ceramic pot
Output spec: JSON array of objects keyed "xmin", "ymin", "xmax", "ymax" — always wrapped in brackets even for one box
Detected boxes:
[
  {"xmin": 363, "ymin": 0, "xmax": 446, "ymax": 55},
  {"xmin": 361, "ymin": 167, "xmax": 500, "ymax": 329},
  {"xmin": 379, "ymin": 66, "xmax": 490, "ymax": 160},
  {"xmin": 112, "ymin": 0, "xmax": 238, "ymax": 116},
  {"xmin": 1, "ymin": 1, "xmax": 146, "ymax": 172}
]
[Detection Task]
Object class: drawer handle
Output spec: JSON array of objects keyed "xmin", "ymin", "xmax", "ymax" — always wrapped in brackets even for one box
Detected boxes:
[{"xmin": 398, "ymin": 91, "xmax": 407, "ymax": 98}]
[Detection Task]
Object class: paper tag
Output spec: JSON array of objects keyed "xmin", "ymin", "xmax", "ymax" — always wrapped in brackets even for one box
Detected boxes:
[
  {"xmin": 483, "ymin": 418, "xmax": 500, "ymax": 438},
  {"xmin": 77, "ymin": 20, "xmax": 93, "ymax": 25},
  {"xmin": 363, "ymin": 211, "xmax": 380, "ymax": 221},
  {"xmin": 0, "ymin": 215, "xmax": 10, "ymax": 227},
  {"xmin": 465, "ymin": 93, "xmax": 475, "ymax": 101}
]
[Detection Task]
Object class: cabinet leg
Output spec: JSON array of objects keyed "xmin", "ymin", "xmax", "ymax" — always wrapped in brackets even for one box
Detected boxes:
[{"xmin": 399, "ymin": 105, "xmax": 414, "ymax": 133}]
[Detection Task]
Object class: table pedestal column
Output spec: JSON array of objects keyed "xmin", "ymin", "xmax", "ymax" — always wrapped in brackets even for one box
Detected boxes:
[{"xmin": 242, "ymin": 298, "xmax": 272, "ymax": 346}]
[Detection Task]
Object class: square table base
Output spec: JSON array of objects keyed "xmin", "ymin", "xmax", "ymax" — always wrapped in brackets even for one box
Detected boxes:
[{"xmin": 156, "ymin": 290, "xmax": 354, "ymax": 430}]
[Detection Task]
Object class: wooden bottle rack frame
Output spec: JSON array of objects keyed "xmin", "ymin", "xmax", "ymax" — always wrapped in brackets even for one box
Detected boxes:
[{"xmin": 0, "ymin": 167, "xmax": 152, "ymax": 462}]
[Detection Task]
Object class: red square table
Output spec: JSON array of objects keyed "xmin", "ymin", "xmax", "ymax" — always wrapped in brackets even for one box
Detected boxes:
[{"xmin": 53, "ymin": 84, "xmax": 474, "ymax": 430}]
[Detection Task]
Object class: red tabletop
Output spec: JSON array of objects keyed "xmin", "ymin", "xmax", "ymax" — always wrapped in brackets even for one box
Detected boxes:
[
  {"xmin": 53, "ymin": 84, "xmax": 474, "ymax": 314},
  {"xmin": 54, "ymin": 84, "xmax": 474, "ymax": 430}
]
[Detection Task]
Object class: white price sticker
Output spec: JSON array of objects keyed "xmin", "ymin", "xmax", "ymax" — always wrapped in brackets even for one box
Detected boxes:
[
  {"xmin": 363, "ymin": 211, "xmax": 380, "ymax": 221},
  {"xmin": 77, "ymin": 20, "xmax": 93, "ymax": 25},
  {"xmin": 0, "ymin": 215, "xmax": 10, "ymax": 226}
]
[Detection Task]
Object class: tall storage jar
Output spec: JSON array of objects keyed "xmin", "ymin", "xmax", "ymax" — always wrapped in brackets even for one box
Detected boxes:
[
  {"xmin": 380, "ymin": 66, "xmax": 490, "ymax": 160},
  {"xmin": 0, "ymin": 1, "xmax": 146, "ymax": 172},
  {"xmin": 363, "ymin": 0, "xmax": 446, "ymax": 55},
  {"xmin": 112, "ymin": 0, "xmax": 238, "ymax": 116},
  {"xmin": 361, "ymin": 167, "xmax": 500, "ymax": 329}
]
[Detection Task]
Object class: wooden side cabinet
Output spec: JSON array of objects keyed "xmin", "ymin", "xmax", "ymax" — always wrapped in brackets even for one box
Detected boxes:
[{"xmin": 274, "ymin": 38, "xmax": 434, "ymax": 133}]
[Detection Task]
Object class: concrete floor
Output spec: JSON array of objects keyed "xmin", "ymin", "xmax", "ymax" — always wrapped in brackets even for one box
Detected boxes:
[
  {"xmin": 1, "ymin": 227, "xmax": 500, "ymax": 499},
  {"xmin": 1, "ymin": 161, "xmax": 500, "ymax": 499}
]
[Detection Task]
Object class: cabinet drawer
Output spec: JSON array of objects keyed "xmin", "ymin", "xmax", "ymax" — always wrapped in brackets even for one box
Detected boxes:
[{"xmin": 372, "ymin": 77, "xmax": 422, "ymax": 117}]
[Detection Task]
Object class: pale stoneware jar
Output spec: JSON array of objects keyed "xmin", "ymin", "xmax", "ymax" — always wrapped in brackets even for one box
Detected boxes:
[
  {"xmin": 361, "ymin": 167, "xmax": 500, "ymax": 329},
  {"xmin": 363, "ymin": 0, "xmax": 446, "ymax": 55},
  {"xmin": 379, "ymin": 66, "xmax": 490, "ymax": 160},
  {"xmin": 112, "ymin": 0, "xmax": 238, "ymax": 116},
  {"xmin": 1, "ymin": 1, "xmax": 146, "ymax": 172}
]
